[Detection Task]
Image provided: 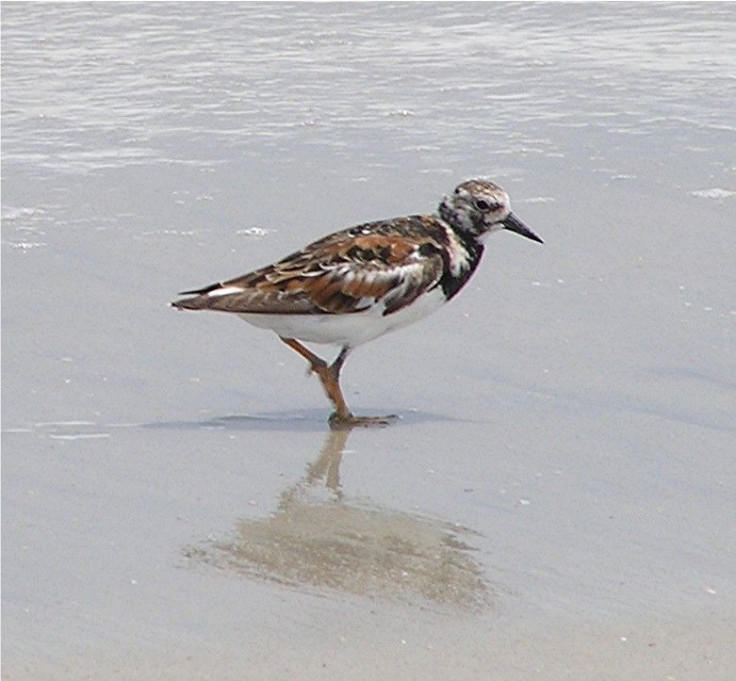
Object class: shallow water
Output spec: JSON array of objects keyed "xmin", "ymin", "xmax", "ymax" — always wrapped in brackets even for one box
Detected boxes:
[{"xmin": 3, "ymin": 3, "xmax": 735, "ymax": 679}]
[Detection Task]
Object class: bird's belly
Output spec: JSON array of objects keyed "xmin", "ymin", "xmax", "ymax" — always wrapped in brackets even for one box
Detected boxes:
[{"xmin": 238, "ymin": 288, "xmax": 447, "ymax": 347}]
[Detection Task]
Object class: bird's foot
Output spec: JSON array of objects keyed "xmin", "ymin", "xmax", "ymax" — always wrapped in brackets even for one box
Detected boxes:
[{"xmin": 328, "ymin": 412, "xmax": 399, "ymax": 430}]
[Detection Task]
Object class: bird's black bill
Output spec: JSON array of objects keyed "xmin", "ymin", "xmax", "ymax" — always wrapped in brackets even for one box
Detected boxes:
[{"xmin": 503, "ymin": 213, "xmax": 544, "ymax": 244}]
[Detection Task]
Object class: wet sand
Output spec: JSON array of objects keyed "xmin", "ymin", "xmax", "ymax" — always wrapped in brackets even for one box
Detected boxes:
[{"xmin": 3, "ymin": 3, "xmax": 735, "ymax": 679}]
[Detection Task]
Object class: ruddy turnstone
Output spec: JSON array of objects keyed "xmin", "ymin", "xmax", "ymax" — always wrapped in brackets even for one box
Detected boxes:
[{"xmin": 172, "ymin": 179, "xmax": 543, "ymax": 427}]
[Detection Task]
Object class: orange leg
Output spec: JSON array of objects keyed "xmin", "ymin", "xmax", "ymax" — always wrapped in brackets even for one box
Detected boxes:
[{"xmin": 279, "ymin": 337, "xmax": 396, "ymax": 428}]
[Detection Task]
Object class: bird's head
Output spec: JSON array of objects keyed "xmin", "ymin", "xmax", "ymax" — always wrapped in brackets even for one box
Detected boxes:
[{"xmin": 439, "ymin": 179, "xmax": 543, "ymax": 244}]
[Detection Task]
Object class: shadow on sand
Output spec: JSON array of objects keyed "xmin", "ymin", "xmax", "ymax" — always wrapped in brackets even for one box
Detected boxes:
[{"xmin": 143, "ymin": 408, "xmax": 468, "ymax": 433}]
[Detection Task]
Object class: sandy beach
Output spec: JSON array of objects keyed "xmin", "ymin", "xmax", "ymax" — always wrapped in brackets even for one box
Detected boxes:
[{"xmin": 3, "ymin": 3, "xmax": 735, "ymax": 679}]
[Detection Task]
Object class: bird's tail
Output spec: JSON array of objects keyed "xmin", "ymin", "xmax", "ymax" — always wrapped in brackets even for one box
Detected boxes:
[{"xmin": 170, "ymin": 283, "xmax": 221, "ymax": 310}]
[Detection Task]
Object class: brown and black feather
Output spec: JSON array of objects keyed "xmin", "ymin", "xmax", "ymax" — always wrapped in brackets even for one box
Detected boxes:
[{"xmin": 172, "ymin": 215, "xmax": 454, "ymax": 317}]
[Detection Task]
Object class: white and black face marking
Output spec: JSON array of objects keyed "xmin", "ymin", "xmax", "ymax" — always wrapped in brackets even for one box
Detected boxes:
[
  {"xmin": 439, "ymin": 179, "xmax": 543, "ymax": 244},
  {"xmin": 439, "ymin": 180, "xmax": 510, "ymax": 237}
]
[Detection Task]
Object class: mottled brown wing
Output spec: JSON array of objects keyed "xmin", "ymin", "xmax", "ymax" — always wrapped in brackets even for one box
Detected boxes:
[{"xmin": 172, "ymin": 217, "xmax": 447, "ymax": 316}]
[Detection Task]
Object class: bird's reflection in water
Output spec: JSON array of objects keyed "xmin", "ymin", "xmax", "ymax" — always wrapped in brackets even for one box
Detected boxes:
[{"xmin": 185, "ymin": 427, "xmax": 489, "ymax": 611}]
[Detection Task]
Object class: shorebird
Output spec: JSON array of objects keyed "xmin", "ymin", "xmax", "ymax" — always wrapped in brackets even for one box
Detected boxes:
[{"xmin": 172, "ymin": 179, "xmax": 543, "ymax": 427}]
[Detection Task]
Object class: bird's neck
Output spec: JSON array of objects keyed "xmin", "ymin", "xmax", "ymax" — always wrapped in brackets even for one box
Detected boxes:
[
  {"xmin": 439, "ymin": 229, "xmax": 484, "ymax": 301},
  {"xmin": 439, "ymin": 197, "xmax": 470, "ymax": 233}
]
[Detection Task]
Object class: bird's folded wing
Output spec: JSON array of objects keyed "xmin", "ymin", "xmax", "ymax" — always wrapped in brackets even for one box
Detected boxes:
[{"xmin": 172, "ymin": 228, "xmax": 445, "ymax": 316}]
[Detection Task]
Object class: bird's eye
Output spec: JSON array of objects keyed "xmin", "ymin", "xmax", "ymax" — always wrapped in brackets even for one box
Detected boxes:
[{"xmin": 475, "ymin": 199, "xmax": 492, "ymax": 211}]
